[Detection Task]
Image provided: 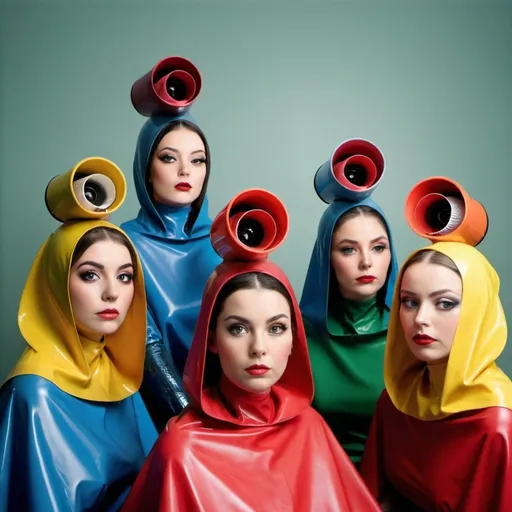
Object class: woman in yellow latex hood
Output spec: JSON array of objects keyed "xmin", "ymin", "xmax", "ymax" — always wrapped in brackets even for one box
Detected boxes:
[
  {"xmin": 0, "ymin": 157, "xmax": 157, "ymax": 512},
  {"xmin": 360, "ymin": 176, "xmax": 512, "ymax": 512}
]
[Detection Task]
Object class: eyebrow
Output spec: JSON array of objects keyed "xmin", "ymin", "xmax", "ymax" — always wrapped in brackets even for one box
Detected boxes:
[
  {"xmin": 400, "ymin": 289, "xmax": 458, "ymax": 298},
  {"xmin": 158, "ymin": 146, "xmax": 205, "ymax": 156},
  {"xmin": 338, "ymin": 235, "xmax": 388, "ymax": 245},
  {"xmin": 76, "ymin": 261, "xmax": 133, "ymax": 271},
  {"xmin": 224, "ymin": 314, "xmax": 290, "ymax": 324}
]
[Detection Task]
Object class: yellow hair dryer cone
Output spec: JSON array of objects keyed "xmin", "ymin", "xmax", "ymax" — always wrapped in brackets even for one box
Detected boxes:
[{"xmin": 45, "ymin": 157, "xmax": 127, "ymax": 222}]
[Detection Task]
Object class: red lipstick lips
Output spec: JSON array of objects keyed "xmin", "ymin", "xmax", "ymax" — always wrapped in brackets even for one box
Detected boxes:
[
  {"xmin": 175, "ymin": 182, "xmax": 192, "ymax": 191},
  {"xmin": 97, "ymin": 309, "xmax": 119, "ymax": 320},
  {"xmin": 413, "ymin": 334, "xmax": 436, "ymax": 346},
  {"xmin": 245, "ymin": 364, "xmax": 270, "ymax": 376},
  {"xmin": 356, "ymin": 275, "xmax": 376, "ymax": 283}
]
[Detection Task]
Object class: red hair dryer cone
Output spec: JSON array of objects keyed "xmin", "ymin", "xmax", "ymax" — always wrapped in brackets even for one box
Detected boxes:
[
  {"xmin": 131, "ymin": 56, "xmax": 202, "ymax": 117},
  {"xmin": 314, "ymin": 139, "xmax": 385, "ymax": 204},
  {"xmin": 405, "ymin": 177, "xmax": 488, "ymax": 246},
  {"xmin": 211, "ymin": 189, "xmax": 289, "ymax": 261}
]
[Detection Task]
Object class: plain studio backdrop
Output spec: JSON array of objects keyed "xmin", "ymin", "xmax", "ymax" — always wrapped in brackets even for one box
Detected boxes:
[{"xmin": 0, "ymin": 0, "xmax": 511, "ymax": 380}]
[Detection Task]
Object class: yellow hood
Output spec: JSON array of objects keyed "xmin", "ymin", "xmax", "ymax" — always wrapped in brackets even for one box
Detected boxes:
[
  {"xmin": 385, "ymin": 242, "xmax": 512, "ymax": 420},
  {"xmin": 8, "ymin": 220, "xmax": 146, "ymax": 402}
]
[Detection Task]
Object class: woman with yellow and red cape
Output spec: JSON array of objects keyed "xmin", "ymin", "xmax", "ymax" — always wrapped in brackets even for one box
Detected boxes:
[
  {"xmin": 122, "ymin": 189, "xmax": 380, "ymax": 511},
  {"xmin": 360, "ymin": 177, "xmax": 512, "ymax": 511}
]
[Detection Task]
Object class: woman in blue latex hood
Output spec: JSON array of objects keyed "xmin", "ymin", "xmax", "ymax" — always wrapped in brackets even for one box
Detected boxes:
[
  {"xmin": 299, "ymin": 139, "xmax": 399, "ymax": 465},
  {"xmin": 121, "ymin": 56, "xmax": 221, "ymax": 430}
]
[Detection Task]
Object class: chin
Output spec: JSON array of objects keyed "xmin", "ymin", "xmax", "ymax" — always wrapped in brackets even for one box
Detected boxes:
[{"xmin": 241, "ymin": 378, "xmax": 275, "ymax": 394}]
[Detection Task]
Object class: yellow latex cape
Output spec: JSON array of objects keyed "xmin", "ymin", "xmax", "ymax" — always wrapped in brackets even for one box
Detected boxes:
[
  {"xmin": 6, "ymin": 220, "xmax": 146, "ymax": 402},
  {"xmin": 384, "ymin": 241, "xmax": 512, "ymax": 421}
]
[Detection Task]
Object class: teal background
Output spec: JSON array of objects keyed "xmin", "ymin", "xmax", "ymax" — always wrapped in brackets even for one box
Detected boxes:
[{"xmin": 0, "ymin": 0, "xmax": 511, "ymax": 381}]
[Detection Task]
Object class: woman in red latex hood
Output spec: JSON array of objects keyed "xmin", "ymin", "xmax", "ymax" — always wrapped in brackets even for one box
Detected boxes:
[{"xmin": 122, "ymin": 189, "xmax": 380, "ymax": 511}]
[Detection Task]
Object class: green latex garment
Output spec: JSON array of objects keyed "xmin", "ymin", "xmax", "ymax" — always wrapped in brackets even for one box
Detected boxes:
[{"xmin": 307, "ymin": 296, "xmax": 389, "ymax": 465}]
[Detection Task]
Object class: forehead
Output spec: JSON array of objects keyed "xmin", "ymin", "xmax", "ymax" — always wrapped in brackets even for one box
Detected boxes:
[
  {"xmin": 401, "ymin": 261, "xmax": 462, "ymax": 294},
  {"xmin": 221, "ymin": 288, "xmax": 290, "ymax": 318},
  {"xmin": 74, "ymin": 240, "xmax": 132, "ymax": 265},
  {"xmin": 333, "ymin": 214, "xmax": 387, "ymax": 241},
  {"xmin": 157, "ymin": 127, "xmax": 204, "ymax": 151}
]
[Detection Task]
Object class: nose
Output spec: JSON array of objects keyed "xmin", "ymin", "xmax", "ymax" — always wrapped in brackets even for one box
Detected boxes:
[
  {"xmin": 359, "ymin": 249, "xmax": 372, "ymax": 270},
  {"xmin": 102, "ymin": 277, "xmax": 120, "ymax": 302},
  {"xmin": 249, "ymin": 332, "xmax": 267, "ymax": 357},
  {"xmin": 414, "ymin": 303, "xmax": 431, "ymax": 327},
  {"xmin": 177, "ymin": 160, "xmax": 190, "ymax": 177}
]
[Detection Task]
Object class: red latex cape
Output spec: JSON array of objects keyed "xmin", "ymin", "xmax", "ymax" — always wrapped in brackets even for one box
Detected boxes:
[
  {"xmin": 360, "ymin": 390, "xmax": 512, "ymax": 511},
  {"xmin": 122, "ymin": 260, "xmax": 380, "ymax": 511}
]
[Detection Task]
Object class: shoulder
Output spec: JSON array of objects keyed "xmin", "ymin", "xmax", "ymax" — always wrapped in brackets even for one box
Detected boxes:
[
  {"xmin": 1, "ymin": 375, "xmax": 62, "ymax": 408},
  {"xmin": 120, "ymin": 219, "xmax": 142, "ymax": 237},
  {"xmin": 474, "ymin": 406, "xmax": 512, "ymax": 436},
  {"xmin": 153, "ymin": 408, "xmax": 205, "ymax": 460}
]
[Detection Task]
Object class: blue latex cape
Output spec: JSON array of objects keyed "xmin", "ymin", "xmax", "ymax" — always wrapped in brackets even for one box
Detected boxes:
[
  {"xmin": 0, "ymin": 375, "xmax": 156, "ymax": 512},
  {"xmin": 121, "ymin": 114, "xmax": 221, "ymax": 425},
  {"xmin": 300, "ymin": 197, "xmax": 399, "ymax": 332}
]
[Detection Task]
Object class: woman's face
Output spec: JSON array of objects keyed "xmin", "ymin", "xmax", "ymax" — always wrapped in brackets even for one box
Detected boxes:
[
  {"xmin": 330, "ymin": 214, "xmax": 391, "ymax": 301},
  {"xmin": 210, "ymin": 287, "xmax": 293, "ymax": 394},
  {"xmin": 399, "ymin": 260, "xmax": 462, "ymax": 363},
  {"xmin": 149, "ymin": 126, "xmax": 207, "ymax": 207},
  {"xmin": 69, "ymin": 240, "xmax": 135, "ymax": 341}
]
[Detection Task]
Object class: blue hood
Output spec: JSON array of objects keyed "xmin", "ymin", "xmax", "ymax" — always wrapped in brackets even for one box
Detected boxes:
[
  {"xmin": 299, "ymin": 197, "xmax": 399, "ymax": 332},
  {"xmin": 131, "ymin": 113, "xmax": 211, "ymax": 240},
  {"xmin": 121, "ymin": 113, "xmax": 221, "ymax": 395}
]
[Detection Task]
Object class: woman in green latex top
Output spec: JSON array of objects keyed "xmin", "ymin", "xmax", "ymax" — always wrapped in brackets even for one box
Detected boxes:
[{"xmin": 300, "ymin": 139, "xmax": 399, "ymax": 465}]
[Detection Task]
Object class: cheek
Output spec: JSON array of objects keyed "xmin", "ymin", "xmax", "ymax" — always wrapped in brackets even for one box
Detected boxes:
[
  {"xmin": 331, "ymin": 253, "xmax": 351, "ymax": 279},
  {"xmin": 377, "ymin": 253, "xmax": 391, "ymax": 278},
  {"xmin": 69, "ymin": 280, "xmax": 93, "ymax": 317},
  {"xmin": 271, "ymin": 337, "xmax": 293, "ymax": 366},
  {"xmin": 216, "ymin": 339, "xmax": 245, "ymax": 367},
  {"xmin": 119, "ymin": 285, "xmax": 135, "ymax": 314},
  {"xmin": 443, "ymin": 315, "xmax": 460, "ymax": 346},
  {"xmin": 151, "ymin": 162, "xmax": 173, "ymax": 186},
  {"xmin": 399, "ymin": 309, "xmax": 412, "ymax": 335}
]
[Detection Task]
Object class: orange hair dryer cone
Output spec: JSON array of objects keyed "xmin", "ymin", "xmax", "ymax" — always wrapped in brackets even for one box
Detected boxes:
[
  {"xmin": 405, "ymin": 176, "xmax": 488, "ymax": 246},
  {"xmin": 211, "ymin": 189, "xmax": 289, "ymax": 261},
  {"xmin": 131, "ymin": 56, "xmax": 202, "ymax": 117}
]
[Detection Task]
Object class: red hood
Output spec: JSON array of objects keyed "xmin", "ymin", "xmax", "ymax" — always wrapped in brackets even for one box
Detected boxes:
[{"xmin": 183, "ymin": 259, "xmax": 314, "ymax": 425}]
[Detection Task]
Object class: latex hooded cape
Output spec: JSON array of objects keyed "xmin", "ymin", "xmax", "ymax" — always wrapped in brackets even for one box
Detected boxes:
[
  {"xmin": 0, "ymin": 220, "xmax": 157, "ymax": 512},
  {"xmin": 121, "ymin": 259, "xmax": 380, "ymax": 511},
  {"xmin": 121, "ymin": 114, "xmax": 221, "ymax": 430},
  {"xmin": 360, "ymin": 242, "xmax": 512, "ymax": 511},
  {"xmin": 299, "ymin": 197, "xmax": 399, "ymax": 463}
]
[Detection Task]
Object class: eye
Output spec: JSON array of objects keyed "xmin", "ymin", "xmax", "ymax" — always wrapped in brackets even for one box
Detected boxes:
[
  {"xmin": 227, "ymin": 324, "xmax": 248, "ymax": 336},
  {"xmin": 269, "ymin": 323, "xmax": 288, "ymax": 335},
  {"xmin": 340, "ymin": 247, "xmax": 355, "ymax": 255},
  {"xmin": 400, "ymin": 298, "xmax": 417, "ymax": 309},
  {"xmin": 118, "ymin": 273, "xmax": 134, "ymax": 283},
  {"xmin": 79, "ymin": 270, "xmax": 99, "ymax": 282},
  {"xmin": 437, "ymin": 299, "xmax": 459, "ymax": 311},
  {"xmin": 191, "ymin": 157, "xmax": 206, "ymax": 165},
  {"xmin": 158, "ymin": 154, "xmax": 176, "ymax": 164},
  {"xmin": 373, "ymin": 244, "xmax": 388, "ymax": 253}
]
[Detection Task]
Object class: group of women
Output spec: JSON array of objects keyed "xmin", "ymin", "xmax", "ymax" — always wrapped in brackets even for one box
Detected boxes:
[{"xmin": 0, "ymin": 55, "xmax": 511, "ymax": 512}]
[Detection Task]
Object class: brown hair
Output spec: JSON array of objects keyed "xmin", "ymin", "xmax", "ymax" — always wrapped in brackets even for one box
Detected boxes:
[
  {"xmin": 401, "ymin": 249, "xmax": 461, "ymax": 277},
  {"xmin": 71, "ymin": 227, "xmax": 137, "ymax": 277},
  {"xmin": 147, "ymin": 119, "xmax": 211, "ymax": 235},
  {"xmin": 333, "ymin": 205, "xmax": 387, "ymax": 234}
]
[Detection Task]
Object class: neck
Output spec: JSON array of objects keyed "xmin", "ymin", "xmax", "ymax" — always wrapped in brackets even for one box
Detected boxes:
[
  {"xmin": 426, "ymin": 359, "xmax": 448, "ymax": 395},
  {"xmin": 218, "ymin": 373, "xmax": 275, "ymax": 424},
  {"xmin": 79, "ymin": 334, "xmax": 106, "ymax": 367}
]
